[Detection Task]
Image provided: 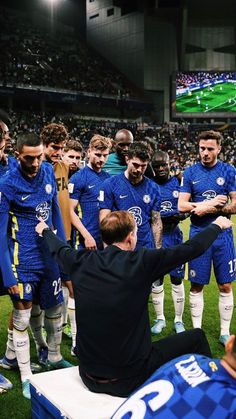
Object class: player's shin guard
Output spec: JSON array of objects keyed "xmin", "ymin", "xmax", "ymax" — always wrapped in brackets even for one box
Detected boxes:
[
  {"xmin": 172, "ymin": 283, "xmax": 185, "ymax": 323},
  {"xmin": 44, "ymin": 304, "xmax": 63, "ymax": 363},
  {"xmin": 68, "ymin": 297, "xmax": 76, "ymax": 348},
  {"xmin": 30, "ymin": 304, "xmax": 47, "ymax": 350},
  {"xmin": 5, "ymin": 328, "xmax": 15, "ymax": 360},
  {"xmin": 13, "ymin": 308, "xmax": 32, "ymax": 382},
  {"xmin": 189, "ymin": 290, "xmax": 204, "ymax": 328},
  {"xmin": 151, "ymin": 285, "xmax": 165, "ymax": 321},
  {"xmin": 219, "ymin": 291, "xmax": 234, "ymax": 336},
  {"xmin": 62, "ymin": 285, "xmax": 69, "ymax": 326}
]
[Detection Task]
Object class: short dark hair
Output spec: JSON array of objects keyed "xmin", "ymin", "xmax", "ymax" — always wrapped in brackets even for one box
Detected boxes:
[
  {"xmin": 197, "ymin": 130, "xmax": 222, "ymax": 145},
  {"xmin": 64, "ymin": 138, "xmax": 83, "ymax": 153},
  {"xmin": 127, "ymin": 142, "xmax": 150, "ymax": 161},
  {"xmin": 16, "ymin": 133, "xmax": 42, "ymax": 153},
  {"xmin": 40, "ymin": 123, "xmax": 69, "ymax": 146},
  {"xmin": 152, "ymin": 151, "xmax": 169, "ymax": 163},
  {"xmin": 100, "ymin": 210, "xmax": 136, "ymax": 245}
]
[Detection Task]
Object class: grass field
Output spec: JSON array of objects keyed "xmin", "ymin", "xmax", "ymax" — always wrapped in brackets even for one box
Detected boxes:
[
  {"xmin": 0, "ymin": 217, "xmax": 235, "ymax": 418},
  {"xmin": 176, "ymin": 82, "xmax": 236, "ymax": 113}
]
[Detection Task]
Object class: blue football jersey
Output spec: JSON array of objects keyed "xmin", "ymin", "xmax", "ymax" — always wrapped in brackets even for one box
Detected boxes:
[
  {"xmin": 0, "ymin": 163, "xmax": 58, "ymax": 271},
  {"xmin": 100, "ymin": 173, "xmax": 161, "ymax": 248},
  {"xmin": 112, "ymin": 354, "xmax": 236, "ymax": 419},
  {"xmin": 69, "ymin": 165, "xmax": 110, "ymax": 248},
  {"xmin": 157, "ymin": 176, "xmax": 180, "ymax": 219},
  {"xmin": 181, "ymin": 161, "xmax": 236, "ymax": 227}
]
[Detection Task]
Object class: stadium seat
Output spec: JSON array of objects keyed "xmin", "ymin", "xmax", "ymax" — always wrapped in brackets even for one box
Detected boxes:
[{"xmin": 30, "ymin": 366, "xmax": 126, "ymax": 419}]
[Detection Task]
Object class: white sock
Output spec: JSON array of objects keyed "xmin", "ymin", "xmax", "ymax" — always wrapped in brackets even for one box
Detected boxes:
[
  {"xmin": 62, "ymin": 286, "xmax": 69, "ymax": 326},
  {"xmin": 44, "ymin": 304, "xmax": 63, "ymax": 363},
  {"xmin": 151, "ymin": 284, "xmax": 165, "ymax": 321},
  {"xmin": 219, "ymin": 291, "xmax": 234, "ymax": 336},
  {"xmin": 172, "ymin": 283, "xmax": 185, "ymax": 323},
  {"xmin": 189, "ymin": 290, "xmax": 204, "ymax": 328},
  {"xmin": 68, "ymin": 297, "xmax": 77, "ymax": 348},
  {"xmin": 30, "ymin": 304, "xmax": 47, "ymax": 350},
  {"xmin": 5, "ymin": 328, "xmax": 15, "ymax": 360},
  {"xmin": 13, "ymin": 308, "xmax": 32, "ymax": 382}
]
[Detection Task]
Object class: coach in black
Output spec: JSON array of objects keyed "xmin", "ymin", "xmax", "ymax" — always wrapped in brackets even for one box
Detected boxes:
[{"xmin": 36, "ymin": 211, "xmax": 232, "ymax": 397}]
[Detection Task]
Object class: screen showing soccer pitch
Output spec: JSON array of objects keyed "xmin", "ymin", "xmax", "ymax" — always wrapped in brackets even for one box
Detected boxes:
[{"xmin": 171, "ymin": 71, "xmax": 236, "ymax": 118}]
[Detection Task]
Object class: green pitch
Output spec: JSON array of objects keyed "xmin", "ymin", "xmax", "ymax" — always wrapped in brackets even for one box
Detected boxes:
[{"xmin": 176, "ymin": 82, "xmax": 236, "ymax": 113}]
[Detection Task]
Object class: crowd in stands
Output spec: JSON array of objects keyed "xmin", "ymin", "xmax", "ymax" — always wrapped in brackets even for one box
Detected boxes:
[
  {"xmin": 7, "ymin": 110, "xmax": 236, "ymax": 172},
  {"xmin": 0, "ymin": 6, "xmax": 134, "ymax": 98},
  {"xmin": 176, "ymin": 71, "xmax": 236, "ymax": 89}
]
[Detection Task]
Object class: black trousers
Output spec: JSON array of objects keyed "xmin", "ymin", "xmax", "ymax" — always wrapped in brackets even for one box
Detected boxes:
[{"xmin": 80, "ymin": 328, "xmax": 212, "ymax": 398}]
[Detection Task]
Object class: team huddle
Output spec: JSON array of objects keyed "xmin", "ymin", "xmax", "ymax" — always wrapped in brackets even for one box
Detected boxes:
[{"xmin": 0, "ymin": 116, "xmax": 235, "ymax": 416}]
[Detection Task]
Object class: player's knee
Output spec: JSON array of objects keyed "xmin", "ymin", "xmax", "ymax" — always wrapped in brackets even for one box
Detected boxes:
[
  {"xmin": 171, "ymin": 276, "xmax": 182, "ymax": 286},
  {"xmin": 190, "ymin": 283, "xmax": 204, "ymax": 293},
  {"xmin": 218, "ymin": 283, "xmax": 232, "ymax": 293},
  {"xmin": 31, "ymin": 303, "xmax": 43, "ymax": 318},
  {"xmin": 45, "ymin": 303, "xmax": 62, "ymax": 320},
  {"xmin": 13, "ymin": 308, "xmax": 31, "ymax": 332}
]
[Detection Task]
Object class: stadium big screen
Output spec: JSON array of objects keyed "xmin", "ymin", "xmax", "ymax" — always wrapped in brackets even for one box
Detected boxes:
[{"xmin": 171, "ymin": 71, "xmax": 236, "ymax": 118}]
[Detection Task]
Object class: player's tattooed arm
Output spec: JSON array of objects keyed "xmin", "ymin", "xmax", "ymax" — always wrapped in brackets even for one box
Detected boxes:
[{"xmin": 151, "ymin": 210, "xmax": 163, "ymax": 249}]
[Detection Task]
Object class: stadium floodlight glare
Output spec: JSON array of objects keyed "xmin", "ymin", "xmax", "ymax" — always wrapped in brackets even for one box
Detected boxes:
[{"xmin": 43, "ymin": 0, "xmax": 64, "ymax": 5}]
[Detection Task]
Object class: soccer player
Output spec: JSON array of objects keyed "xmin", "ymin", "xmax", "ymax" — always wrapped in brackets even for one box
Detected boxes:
[
  {"xmin": 151, "ymin": 151, "xmax": 186, "ymax": 334},
  {"xmin": 40, "ymin": 123, "xmax": 76, "ymax": 354},
  {"xmin": 112, "ymin": 334, "xmax": 236, "ymax": 418},
  {"xmin": 103, "ymin": 128, "xmax": 133, "ymax": 175},
  {"xmin": 0, "ymin": 133, "xmax": 69, "ymax": 398},
  {"xmin": 178, "ymin": 130, "xmax": 236, "ymax": 346},
  {"xmin": 35, "ymin": 211, "xmax": 232, "ymax": 398},
  {"xmin": 69, "ymin": 134, "xmax": 111, "ymax": 250},
  {"xmin": 99, "ymin": 142, "xmax": 162, "ymax": 250},
  {"xmin": 62, "ymin": 138, "xmax": 83, "ymax": 178},
  {"xmin": 0, "ymin": 114, "xmax": 13, "ymax": 394}
]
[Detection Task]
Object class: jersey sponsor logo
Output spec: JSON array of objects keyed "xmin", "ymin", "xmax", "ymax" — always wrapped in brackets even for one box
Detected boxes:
[
  {"xmin": 88, "ymin": 185, "xmax": 95, "ymax": 189},
  {"xmin": 143, "ymin": 194, "xmax": 151, "ymax": 204},
  {"xmin": 202, "ymin": 190, "xmax": 216, "ymax": 200},
  {"xmin": 36, "ymin": 201, "xmax": 50, "ymax": 221},
  {"xmin": 192, "ymin": 180, "xmax": 200, "ymax": 185},
  {"xmin": 161, "ymin": 201, "xmax": 172, "ymax": 212},
  {"xmin": 173, "ymin": 190, "xmax": 179, "ymax": 198},
  {"xmin": 128, "ymin": 206, "xmax": 142, "ymax": 226},
  {"xmin": 21, "ymin": 195, "xmax": 30, "ymax": 201},
  {"xmin": 119, "ymin": 194, "xmax": 128, "ymax": 199},
  {"xmin": 45, "ymin": 183, "xmax": 52, "ymax": 194},
  {"xmin": 68, "ymin": 183, "xmax": 74, "ymax": 194},
  {"xmin": 216, "ymin": 177, "xmax": 225, "ymax": 185}
]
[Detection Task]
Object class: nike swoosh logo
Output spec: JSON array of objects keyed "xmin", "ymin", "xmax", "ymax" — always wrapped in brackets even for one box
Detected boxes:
[
  {"xmin": 192, "ymin": 181, "xmax": 200, "ymax": 184},
  {"xmin": 119, "ymin": 195, "xmax": 128, "ymax": 199},
  {"xmin": 88, "ymin": 185, "xmax": 95, "ymax": 189},
  {"xmin": 21, "ymin": 195, "xmax": 30, "ymax": 201}
]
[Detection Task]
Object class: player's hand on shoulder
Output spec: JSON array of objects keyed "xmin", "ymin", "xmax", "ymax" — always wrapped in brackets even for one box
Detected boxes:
[{"xmin": 213, "ymin": 216, "xmax": 233, "ymax": 230}]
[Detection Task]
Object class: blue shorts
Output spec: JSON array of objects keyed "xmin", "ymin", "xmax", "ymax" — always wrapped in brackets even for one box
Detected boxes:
[
  {"xmin": 161, "ymin": 226, "xmax": 185, "ymax": 279},
  {"xmin": 188, "ymin": 225, "xmax": 236, "ymax": 285},
  {"xmin": 10, "ymin": 268, "xmax": 63, "ymax": 309}
]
